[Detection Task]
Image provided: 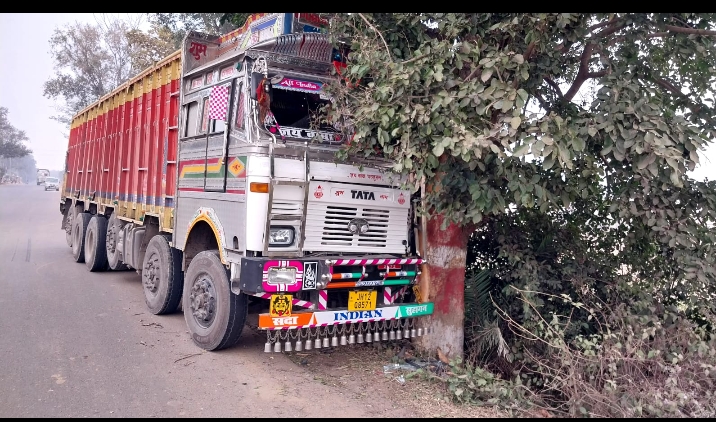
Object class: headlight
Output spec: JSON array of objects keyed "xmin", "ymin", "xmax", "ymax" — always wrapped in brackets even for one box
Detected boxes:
[
  {"xmin": 268, "ymin": 267, "xmax": 297, "ymax": 285},
  {"xmin": 269, "ymin": 227, "xmax": 295, "ymax": 246}
]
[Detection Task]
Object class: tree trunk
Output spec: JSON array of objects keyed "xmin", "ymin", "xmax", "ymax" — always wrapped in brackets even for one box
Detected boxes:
[{"xmin": 414, "ymin": 213, "xmax": 471, "ymax": 360}]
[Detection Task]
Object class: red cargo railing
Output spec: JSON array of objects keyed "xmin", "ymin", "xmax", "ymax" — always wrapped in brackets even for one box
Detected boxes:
[{"xmin": 63, "ymin": 51, "xmax": 181, "ymax": 232}]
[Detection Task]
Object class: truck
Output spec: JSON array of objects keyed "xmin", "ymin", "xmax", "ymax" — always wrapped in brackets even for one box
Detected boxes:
[
  {"xmin": 59, "ymin": 12, "xmax": 433, "ymax": 353},
  {"xmin": 37, "ymin": 168, "xmax": 50, "ymax": 185}
]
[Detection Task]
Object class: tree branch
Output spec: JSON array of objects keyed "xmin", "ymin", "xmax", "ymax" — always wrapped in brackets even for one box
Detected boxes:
[
  {"xmin": 587, "ymin": 17, "xmax": 622, "ymax": 34},
  {"xmin": 652, "ymin": 77, "xmax": 716, "ymax": 126},
  {"xmin": 401, "ymin": 52, "xmax": 430, "ymax": 65},
  {"xmin": 586, "ymin": 70, "xmax": 608, "ymax": 78},
  {"xmin": 591, "ymin": 22, "xmax": 627, "ymax": 40},
  {"xmin": 358, "ymin": 13, "xmax": 393, "ymax": 63},
  {"xmin": 564, "ymin": 43, "xmax": 595, "ymax": 102},
  {"xmin": 523, "ymin": 41, "xmax": 537, "ymax": 62},
  {"xmin": 543, "ymin": 77, "xmax": 564, "ymax": 98},
  {"xmin": 663, "ymin": 24, "xmax": 716, "ymax": 36},
  {"xmin": 464, "ymin": 65, "xmax": 482, "ymax": 82}
]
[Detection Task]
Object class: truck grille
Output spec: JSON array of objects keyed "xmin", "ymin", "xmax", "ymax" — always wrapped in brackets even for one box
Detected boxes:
[
  {"xmin": 304, "ymin": 204, "xmax": 408, "ymax": 253},
  {"xmin": 321, "ymin": 206, "xmax": 389, "ymax": 247}
]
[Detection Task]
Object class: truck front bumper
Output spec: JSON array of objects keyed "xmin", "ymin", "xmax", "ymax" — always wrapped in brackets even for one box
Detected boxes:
[
  {"xmin": 234, "ymin": 256, "xmax": 425, "ymax": 293},
  {"xmin": 233, "ymin": 256, "xmax": 432, "ymax": 331}
]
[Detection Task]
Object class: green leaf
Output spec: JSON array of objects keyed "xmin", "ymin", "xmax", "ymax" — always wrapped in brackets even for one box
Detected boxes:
[
  {"xmin": 481, "ymin": 68, "xmax": 493, "ymax": 82},
  {"xmin": 543, "ymin": 157, "xmax": 555, "ymax": 170},
  {"xmin": 517, "ymin": 89, "xmax": 528, "ymax": 101},
  {"xmin": 637, "ymin": 153, "xmax": 654, "ymax": 170},
  {"xmin": 572, "ymin": 138, "xmax": 585, "ymax": 152},
  {"xmin": 513, "ymin": 143, "xmax": 530, "ymax": 157},
  {"xmin": 510, "ymin": 116, "xmax": 521, "ymax": 129},
  {"xmin": 433, "ymin": 144, "xmax": 445, "ymax": 157}
]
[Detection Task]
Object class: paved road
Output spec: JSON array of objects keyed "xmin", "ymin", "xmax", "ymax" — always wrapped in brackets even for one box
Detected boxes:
[{"xmin": 0, "ymin": 185, "xmax": 383, "ymax": 418}]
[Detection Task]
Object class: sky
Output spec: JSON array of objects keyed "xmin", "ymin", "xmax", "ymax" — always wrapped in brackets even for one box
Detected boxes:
[
  {"xmin": 0, "ymin": 13, "xmax": 715, "ymax": 181},
  {"xmin": 0, "ymin": 13, "xmax": 147, "ymax": 171}
]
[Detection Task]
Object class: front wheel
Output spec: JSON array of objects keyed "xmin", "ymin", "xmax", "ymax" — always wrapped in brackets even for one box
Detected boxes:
[
  {"xmin": 183, "ymin": 250, "xmax": 247, "ymax": 351},
  {"xmin": 142, "ymin": 235, "xmax": 183, "ymax": 315}
]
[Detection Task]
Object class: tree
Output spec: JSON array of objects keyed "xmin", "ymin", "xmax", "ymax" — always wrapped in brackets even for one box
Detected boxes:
[
  {"xmin": 319, "ymin": 14, "xmax": 716, "ymax": 359},
  {"xmin": 43, "ymin": 21, "xmax": 112, "ymax": 125},
  {"xmin": 0, "ymin": 106, "xmax": 32, "ymax": 182},
  {"xmin": 0, "ymin": 107, "xmax": 32, "ymax": 159},
  {"xmin": 43, "ymin": 14, "xmax": 173, "ymax": 126},
  {"xmin": 148, "ymin": 13, "xmax": 240, "ymax": 49},
  {"xmin": 125, "ymin": 23, "xmax": 178, "ymax": 72},
  {"xmin": 219, "ymin": 13, "xmax": 253, "ymax": 30}
]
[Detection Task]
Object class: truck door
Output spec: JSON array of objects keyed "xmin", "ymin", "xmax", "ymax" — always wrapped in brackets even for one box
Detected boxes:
[{"xmin": 201, "ymin": 79, "xmax": 235, "ymax": 193}]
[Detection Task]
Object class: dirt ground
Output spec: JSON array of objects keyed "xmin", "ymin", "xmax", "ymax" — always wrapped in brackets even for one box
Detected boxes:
[{"xmin": 281, "ymin": 338, "xmax": 506, "ymax": 418}]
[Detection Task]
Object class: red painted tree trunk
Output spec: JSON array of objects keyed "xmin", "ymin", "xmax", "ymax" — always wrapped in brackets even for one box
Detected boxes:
[{"xmin": 414, "ymin": 213, "xmax": 471, "ymax": 360}]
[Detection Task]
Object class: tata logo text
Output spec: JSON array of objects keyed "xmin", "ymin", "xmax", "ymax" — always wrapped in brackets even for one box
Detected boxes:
[
  {"xmin": 272, "ymin": 316, "xmax": 298, "ymax": 325},
  {"xmin": 351, "ymin": 190, "xmax": 375, "ymax": 200},
  {"xmin": 333, "ymin": 310, "xmax": 383, "ymax": 321}
]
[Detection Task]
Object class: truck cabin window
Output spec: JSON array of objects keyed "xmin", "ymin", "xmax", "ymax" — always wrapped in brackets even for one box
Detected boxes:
[
  {"xmin": 184, "ymin": 101, "xmax": 199, "ymax": 137},
  {"xmin": 268, "ymin": 89, "xmax": 334, "ymax": 131}
]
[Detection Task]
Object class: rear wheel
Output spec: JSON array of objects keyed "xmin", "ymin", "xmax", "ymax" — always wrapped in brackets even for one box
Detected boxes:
[
  {"xmin": 71, "ymin": 212, "xmax": 91, "ymax": 263},
  {"xmin": 142, "ymin": 235, "xmax": 183, "ymax": 315},
  {"xmin": 85, "ymin": 215, "xmax": 109, "ymax": 272},
  {"xmin": 183, "ymin": 250, "xmax": 247, "ymax": 351},
  {"xmin": 106, "ymin": 213, "xmax": 128, "ymax": 271}
]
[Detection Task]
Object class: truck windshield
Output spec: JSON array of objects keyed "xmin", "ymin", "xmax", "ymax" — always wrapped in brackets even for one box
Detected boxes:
[{"xmin": 268, "ymin": 89, "xmax": 335, "ymax": 132}]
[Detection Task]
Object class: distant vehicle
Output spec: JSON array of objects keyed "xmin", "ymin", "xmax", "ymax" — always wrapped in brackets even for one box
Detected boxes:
[
  {"xmin": 37, "ymin": 169, "xmax": 50, "ymax": 185},
  {"xmin": 44, "ymin": 177, "xmax": 60, "ymax": 191}
]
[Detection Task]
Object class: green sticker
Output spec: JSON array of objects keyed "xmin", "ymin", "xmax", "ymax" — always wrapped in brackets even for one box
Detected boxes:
[{"xmin": 398, "ymin": 303, "xmax": 434, "ymax": 318}]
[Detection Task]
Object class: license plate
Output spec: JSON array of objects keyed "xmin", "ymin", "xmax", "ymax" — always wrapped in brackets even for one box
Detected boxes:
[{"xmin": 348, "ymin": 290, "xmax": 377, "ymax": 311}]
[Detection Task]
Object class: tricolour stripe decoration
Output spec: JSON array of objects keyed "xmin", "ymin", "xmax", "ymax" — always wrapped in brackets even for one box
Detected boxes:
[
  {"xmin": 332, "ymin": 258, "xmax": 424, "ymax": 266},
  {"xmin": 326, "ymin": 279, "xmax": 412, "ymax": 289}
]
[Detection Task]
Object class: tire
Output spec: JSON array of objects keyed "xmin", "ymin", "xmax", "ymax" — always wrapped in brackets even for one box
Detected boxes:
[
  {"xmin": 106, "ymin": 213, "xmax": 128, "ymax": 271},
  {"xmin": 65, "ymin": 204, "xmax": 80, "ymax": 248},
  {"xmin": 183, "ymin": 250, "xmax": 247, "ymax": 351},
  {"xmin": 71, "ymin": 212, "xmax": 91, "ymax": 263},
  {"xmin": 84, "ymin": 215, "xmax": 109, "ymax": 272},
  {"xmin": 142, "ymin": 235, "xmax": 184, "ymax": 315}
]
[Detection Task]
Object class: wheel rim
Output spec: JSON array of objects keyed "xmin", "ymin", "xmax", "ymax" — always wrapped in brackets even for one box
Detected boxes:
[
  {"xmin": 189, "ymin": 273, "xmax": 217, "ymax": 328},
  {"xmin": 143, "ymin": 252, "xmax": 160, "ymax": 297}
]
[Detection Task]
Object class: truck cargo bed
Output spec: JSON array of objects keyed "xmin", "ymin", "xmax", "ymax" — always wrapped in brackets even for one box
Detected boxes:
[{"xmin": 62, "ymin": 51, "xmax": 181, "ymax": 232}]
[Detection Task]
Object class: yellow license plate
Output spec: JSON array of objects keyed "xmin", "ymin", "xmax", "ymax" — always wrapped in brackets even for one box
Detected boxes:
[{"xmin": 348, "ymin": 290, "xmax": 377, "ymax": 311}]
